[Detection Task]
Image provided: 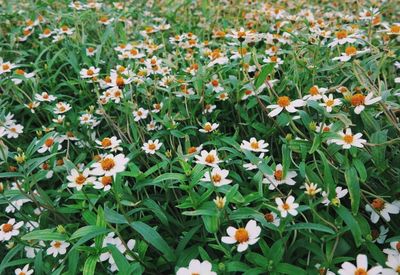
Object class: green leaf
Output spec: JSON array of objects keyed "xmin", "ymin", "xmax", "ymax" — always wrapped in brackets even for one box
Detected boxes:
[
  {"xmin": 345, "ymin": 167, "xmax": 360, "ymax": 214},
  {"xmin": 70, "ymin": 226, "xmax": 109, "ymax": 240},
  {"xmin": 335, "ymin": 206, "xmax": 362, "ymax": 247},
  {"xmin": 353, "ymin": 159, "xmax": 367, "ymax": 182},
  {"xmin": 82, "ymin": 255, "xmax": 97, "ymax": 275},
  {"xmin": 254, "ymin": 64, "xmax": 274, "ymax": 90},
  {"xmin": 109, "ymin": 245, "xmax": 130, "ymax": 274},
  {"xmin": 129, "ymin": 221, "xmax": 176, "ymax": 262},
  {"xmin": 286, "ymin": 223, "xmax": 335, "ymax": 234},
  {"xmin": 22, "ymin": 229, "xmax": 67, "ymax": 241},
  {"xmin": 275, "ymin": 263, "xmax": 307, "ymax": 275}
]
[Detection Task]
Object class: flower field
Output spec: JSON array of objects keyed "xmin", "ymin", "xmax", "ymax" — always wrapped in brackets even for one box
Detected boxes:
[{"xmin": 1, "ymin": 0, "xmax": 400, "ymax": 274}]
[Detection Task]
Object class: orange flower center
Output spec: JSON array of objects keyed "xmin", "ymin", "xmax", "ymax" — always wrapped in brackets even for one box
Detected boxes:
[
  {"xmin": 371, "ymin": 198, "xmax": 385, "ymax": 211},
  {"xmin": 101, "ymin": 138, "xmax": 112, "ymax": 147},
  {"xmin": 274, "ymin": 169, "xmax": 283, "ymax": 181},
  {"xmin": 2, "ymin": 223, "xmax": 13, "ymax": 232},
  {"xmin": 130, "ymin": 49, "xmax": 138, "ymax": 55},
  {"xmin": 204, "ymin": 124, "xmax": 212, "ymax": 132},
  {"xmin": 270, "ymin": 56, "xmax": 278, "ymax": 62},
  {"xmin": 309, "ymin": 86, "xmax": 319, "ymax": 95},
  {"xmin": 277, "ymin": 96, "xmax": 290, "ymax": 107},
  {"xmin": 343, "ymin": 134, "xmax": 354, "ymax": 144},
  {"xmin": 15, "ymin": 69, "xmax": 25, "ymax": 75},
  {"xmin": 43, "ymin": 28, "xmax": 51, "ymax": 35},
  {"xmin": 148, "ymin": 143, "xmax": 156, "ymax": 150},
  {"xmin": 350, "ymin": 93, "xmax": 365, "ymax": 106},
  {"xmin": 345, "ymin": 46, "xmax": 357, "ymax": 56},
  {"xmin": 326, "ymin": 99, "xmax": 335, "ymax": 107},
  {"xmin": 2, "ymin": 64, "xmax": 10, "ymax": 70},
  {"xmin": 205, "ymin": 154, "xmax": 215, "ymax": 164},
  {"xmin": 45, "ymin": 138, "xmax": 54, "ymax": 147},
  {"xmin": 323, "ymin": 126, "xmax": 330, "ymax": 132},
  {"xmin": 212, "ymin": 174, "xmax": 221, "ymax": 183},
  {"xmin": 354, "ymin": 268, "xmax": 367, "ymax": 275},
  {"xmin": 336, "ymin": 30, "xmax": 348, "ymax": 39},
  {"xmin": 390, "ymin": 25, "xmax": 400, "ymax": 34},
  {"xmin": 250, "ymin": 141, "xmax": 259, "ymax": 149},
  {"xmin": 53, "ymin": 241, "xmax": 62, "ymax": 248},
  {"xmin": 101, "ymin": 158, "xmax": 115, "ymax": 171},
  {"xmin": 101, "ymin": 176, "xmax": 112, "ymax": 186},
  {"xmin": 264, "ymin": 213, "xmax": 274, "ymax": 222},
  {"xmin": 75, "ymin": 174, "xmax": 86, "ymax": 185},
  {"xmin": 282, "ymin": 203, "xmax": 290, "ymax": 210},
  {"xmin": 211, "ymin": 79, "xmax": 219, "ymax": 87},
  {"xmin": 87, "ymin": 69, "xmax": 94, "ymax": 76},
  {"xmin": 187, "ymin": 147, "xmax": 197, "ymax": 154},
  {"xmin": 234, "ymin": 228, "xmax": 249, "ymax": 243}
]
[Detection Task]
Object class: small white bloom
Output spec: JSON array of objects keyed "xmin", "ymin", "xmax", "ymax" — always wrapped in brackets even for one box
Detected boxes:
[
  {"xmin": 221, "ymin": 220, "xmax": 261, "ymax": 252},
  {"xmin": 275, "ymin": 196, "xmax": 299, "ymax": 218}
]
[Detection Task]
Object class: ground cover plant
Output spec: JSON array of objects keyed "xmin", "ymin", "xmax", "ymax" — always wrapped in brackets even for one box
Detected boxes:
[{"xmin": 0, "ymin": 0, "xmax": 400, "ymax": 274}]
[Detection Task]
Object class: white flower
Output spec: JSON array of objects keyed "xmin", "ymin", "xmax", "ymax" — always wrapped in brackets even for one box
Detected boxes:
[
  {"xmin": 328, "ymin": 30, "xmax": 357, "ymax": 47},
  {"xmin": 67, "ymin": 168, "xmax": 95, "ymax": 191},
  {"xmin": 47, "ymin": 240, "xmax": 70, "ymax": 257},
  {"xmin": 330, "ymin": 128, "xmax": 367, "ymax": 149},
  {"xmin": 95, "ymin": 136, "xmax": 122, "ymax": 152},
  {"xmin": 303, "ymin": 86, "xmax": 328, "ymax": 101},
  {"xmin": 264, "ymin": 212, "xmax": 280, "ymax": 227},
  {"xmin": 322, "ymin": 186, "xmax": 348, "ymax": 206},
  {"xmin": 263, "ymin": 56, "xmax": 283, "ymax": 68},
  {"xmin": 373, "ymin": 226, "xmax": 388, "ymax": 244},
  {"xmin": 221, "ymin": 220, "xmax": 261, "ymax": 252},
  {"xmin": 133, "ymin": 108, "xmax": 149, "ymax": 121},
  {"xmin": 80, "ymin": 66, "xmax": 100, "ymax": 79},
  {"xmin": 199, "ymin": 122, "xmax": 219, "ymax": 133},
  {"xmin": 177, "ymin": 259, "xmax": 216, "ymax": 275},
  {"xmin": 384, "ymin": 254, "xmax": 400, "ymax": 275},
  {"xmin": 319, "ymin": 94, "xmax": 342, "ymax": 113},
  {"xmin": 5, "ymin": 124, "xmax": 24, "ymax": 139},
  {"xmin": 35, "ymin": 92, "xmax": 57, "ymax": 102},
  {"xmin": 304, "ymin": 182, "xmax": 322, "ymax": 197},
  {"xmin": 86, "ymin": 47, "xmax": 98, "ymax": 56},
  {"xmin": 0, "ymin": 218, "xmax": 24, "ymax": 241},
  {"xmin": 349, "ymin": 93, "xmax": 381, "ymax": 114},
  {"xmin": 332, "ymin": 46, "xmax": 369, "ymax": 62},
  {"xmin": 275, "ymin": 196, "xmax": 299, "ymax": 218},
  {"xmin": 54, "ymin": 102, "xmax": 72, "ymax": 114},
  {"xmin": 201, "ymin": 167, "xmax": 232, "ymax": 187},
  {"xmin": 93, "ymin": 176, "xmax": 113, "ymax": 191},
  {"xmin": 365, "ymin": 199, "xmax": 400, "ymax": 224},
  {"xmin": 383, "ymin": 242, "xmax": 400, "ymax": 256},
  {"xmin": 90, "ymin": 154, "xmax": 129, "ymax": 177},
  {"xmin": 240, "ymin": 137, "xmax": 269, "ymax": 153},
  {"xmin": 142, "ymin": 139, "xmax": 162, "ymax": 154},
  {"xmin": 338, "ymin": 254, "xmax": 382, "ymax": 275},
  {"xmin": 14, "ymin": 264, "xmax": 34, "ymax": 275},
  {"xmin": 267, "ymin": 96, "xmax": 305, "ymax": 117},
  {"xmin": 207, "ymin": 79, "xmax": 224, "ymax": 93},
  {"xmin": 263, "ymin": 164, "xmax": 297, "ymax": 190},
  {"xmin": 37, "ymin": 136, "xmax": 62, "ymax": 153},
  {"xmin": 195, "ymin": 150, "xmax": 222, "ymax": 167}
]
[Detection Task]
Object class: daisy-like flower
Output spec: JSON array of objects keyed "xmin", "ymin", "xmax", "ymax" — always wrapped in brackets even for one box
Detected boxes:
[
  {"xmin": 58, "ymin": 25, "xmax": 74, "ymax": 35},
  {"xmin": 322, "ymin": 186, "xmax": 348, "ymax": 206},
  {"xmin": 267, "ymin": 96, "xmax": 305, "ymax": 117},
  {"xmin": 133, "ymin": 108, "xmax": 149, "ymax": 121},
  {"xmin": 276, "ymin": 196, "xmax": 299, "ymax": 217},
  {"xmin": 371, "ymin": 225, "xmax": 388, "ymax": 244},
  {"xmin": 383, "ymin": 242, "xmax": 400, "ymax": 256},
  {"xmin": 333, "ymin": 46, "xmax": 370, "ymax": 62},
  {"xmin": 39, "ymin": 28, "xmax": 53, "ymax": 39},
  {"xmin": 54, "ymin": 102, "xmax": 72, "ymax": 114},
  {"xmin": 86, "ymin": 47, "xmax": 97, "ymax": 56},
  {"xmin": 349, "ymin": 93, "xmax": 381, "ymax": 114},
  {"xmin": 320, "ymin": 94, "xmax": 342, "ymax": 113},
  {"xmin": 264, "ymin": 212, "xmax": 281, "ymax": 227},
  {"xmin": 14, "ymin": 264, "xmax": 34, "ymax": 275},
  {"xmin": 142, "ymin": 139, "xmax": 162, "ymax": 154},
  {"xmin": 328, "ymin": 30, "xmax": 357, "ymax": 47},
  {"xmin": 207, "ymin": 79, "xmax": 224, "ymax": 93},
  {"xmin": 93, "ymin": 176, "xmax": 113, "ymax": 191},
  {"xmin": 90, "ymin": 154, "xmax": 129, "ymax": 177},
  {"xmin": 330, "ymin": 128, "xmax": 367, "ymax": 149},
  {"xmin": 176, "ymin": 259, "xmax": 217, "ymax": 275},
  {"xmin": 24, "ymin": 101, "xmax": 40, "ymax": 113},
  {"xmin": 303, "ymin": 86, "xmax": 328, "ymax": 101},
  {"xmin": 95, "ymin": 136, "xmax": 122, "ymax": 152},
  {"xmin": 5, "ymin": 124, "xmax": 24, "ymax": 139},
  {"xmin": 240, "ymin": 137, "xmax": 269, "ymax": 153},
  {"xmin": 67, "ymin": 168, "xmax": 95, "ymax": 191},
  {"xmin": 35, "ymin": 92, "xmax": 56, "ymax": 102},
  {"xmin": 338, "ymin": 254, "xmax": 382, "ymax": 275},
  {"xmin": 263, "ymin": 56, "xmax": 283, "ymax": 68},
  {"xmin": 263, "ymin": 164, "xmax": 297, "ymax": 190},
  {"xmin": 199, "ymin": 122, "xmax": 219, "ymax": 133},
  {"xmin": 12, "ymin": 69, "xmax": 36, "ymax": 84},
  {"xmin": 213, "ymin": 196, "xmax": 226, "ymax": 209},
  {"xmin": 195, "ymin": 150, "xmax": 222, "ymax": 167},
  {"xmin": 201, "ymin": 167, "xmax": 232, "ymax": 187},
  {"xmin": 38, "ymin": 136, "xmax": 62, "ymax": 153},
  {"xmin": 47, "ymin": 241, "xmax": 70, "ymax": 257},
  {"xmin": 315, "ymin": 123, "xmax": 333, "ymax": 133},
  {"xmin": 379, "ymin": 23, "xmax": 400, "ymax": 35},
  {"xmin": 0, "ymin": 60, "xmax": 16, "ymax": 75},
  {"xmin": 152, "ymin": 102, "xmax": 163, "ymax": 113},
  {"xmin": 221, "ymin": 220, "xmax": 261, "ymax": 252},
  {"xmin": 365, "ymin": 198, "xmax": 400, "ymax": 224},
  {"xmin": 384, "ymin": 254, "xmax": 400, "ymax": 275},
  {"xmin": 0, "ymin": 218, "xmax": 24, "ymax": 241},
  {"xmin": 304, "ymin": 182, "xmax": 322, "ymax": 197},
  {"xmin": 80, "ymin": 66, "xmax": 100, "ymax": 79}
]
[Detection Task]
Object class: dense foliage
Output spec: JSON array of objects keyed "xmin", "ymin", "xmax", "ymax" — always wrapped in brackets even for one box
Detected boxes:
[{"xmin": 0, "ymin": 0, "xmax": 400, "ymax": 274}]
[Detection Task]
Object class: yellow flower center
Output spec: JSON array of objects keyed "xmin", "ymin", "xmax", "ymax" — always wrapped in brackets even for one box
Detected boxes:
[
  {"xmin": 148, "ymin": 143, "xmax": 156, "ymax": 150},
  {"xmin": 204, "ymin": 124, "xmax": 212, "ymax": 132},
  {"xmin": 101, "ymin": 138, "xmax": 112, "ymax": 148},
  {"xmin": 212, "ymin": 174, "xmax": 221, "ymax": 183},
  {"xmin": 250, "ymin": 141, "xmax": 259, "ymax": 149},
  {"xmin": 343, "ymin": 134, "xmax": 354, "ymax": 144},
  {"xmin": 390, "ymin": 25, "xmax": 400, "ymax": 34},
  {"xmin": 234, "ymin": 228, "xmax": 249, "ymax": 243},
  {"xmin": 45, "ymin": 138, "xmax": 54, "ymax": 147},
  {"xmin": 277, "ymin": 96, "xmax": 290, "ymax": 107},
  {"xmin": 354, "ymin": 268, "xmax": 367, "ymax": 275},
  {"xmin": 336, "ymin": 30, "xmax": 348, "ymax": 39},
  {"xmin": 345, "ymin": 46, "xmax": 357, "ymax": 56},
  {"xmin": 205, "ymin": 154, "xmax": 215, "ymax": 164},
  {"xmin": 75, "ymin": 174, "xmax": 86, "ymax": 185}
]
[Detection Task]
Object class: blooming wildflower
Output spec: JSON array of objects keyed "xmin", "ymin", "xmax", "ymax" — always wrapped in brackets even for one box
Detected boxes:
[
  {"xmin": 338, "ymin": 254, "xmax": 382, "ymax": 275},
  {"xmin": 330, "ymin": 128, "xmax": 367, "ymax": 149},
  {"xmin": 142, "ymin": 139, "xmax": 162, "ymax": 154},
  {"xmin": 0, "ymin": 219, "xmax": 24, "ymax": 241},
  {"xmin": 303, "ymin": 86, "xmax": 327, "ymax": 101},
  {"xmin": 320, "ymin": 94, "xmax": 342, "ymax": 113},
  {"xmin": 276, "ymin": 196, "xmax": 299, "ymax": 217},
  {"xmin": 133, "ymin": 108, "xmax": 149, "ymax": 121},
  {"xmin": 199, "ymin": 122, "xmax": 219, "ymax": 133},
  {"xmin": 90, "ymin": 154, "xmax": 129, "ymax": 177},
  {"xmin": 264, "ymin": 212, "xmax": 280, "ymax": 227},
  {"xmin": 93, "ymin": 176, "xmax": 113, "ymax": 191},
  {"xmin": 67, "ymin": 168, "xmax": 95, "ymax": 191},
  {"xmin": 332, "ymin": 46, "xmax": 370, "ymax": 62},
  {"xmin": 304, "ymin": 182, "xmax": 322, "ymax": 197},
  {"xmin": 240, "ymin": 137, "xmax": 269, "ymax": 153},
  {"xmin": 349, "ymin": 93, "xmax": 381, "ymax": 114},
  {"xmin": 14, "ymin": 264, "xmax": 33, "ymax": 275},
  {"xmin": 201, "ymin": 167, "xmax": 232, "ymax": 187},
  {"xmin": 213, "ymin": 196, "xmax": 226, "ymax": 209},
  {"xmin": 322, "ymin": 186, "xmax": 348, "ymax": 206},
  {"xmin": 365, "ymin": 198, "xmax": 400, "ymax": 223},
  {"xmin": 176, "ymin": 259, "xmax": 216, "ymax": 275},
  {"xmin": 221, "ymin": 220, "xmax": 261, "ymax": 252},
  {"xmin": 35, "ymin": 92, "xmax": 56, "ymax": 102},
  {"xmin": 95, "ymin": 136, "xmax": 122, "ymax": 152},
  {"xmin": 267, "ymin": 96, "xmax": 305, "ymax": 117},
  {"xmin": 86, "ymin": 47, "xmax": 97, "ymax": 56},
  {"xmin": 47, "ymin": 240, "xmax": 70, "ymax": 257},
  {"xmin": 328, "ymin": 30, "xmax": 357, "ymax": 47},
  {"xmin": 195, "ymin": 150, "xmax": 221, "ymax": 167},
  {"xmin": 263, "ymin": 164, "xmax": 297, "ymax": 190},
  {"xmin": 38, "ymin": 136, "xmax": 62, "ymax": 153}
]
